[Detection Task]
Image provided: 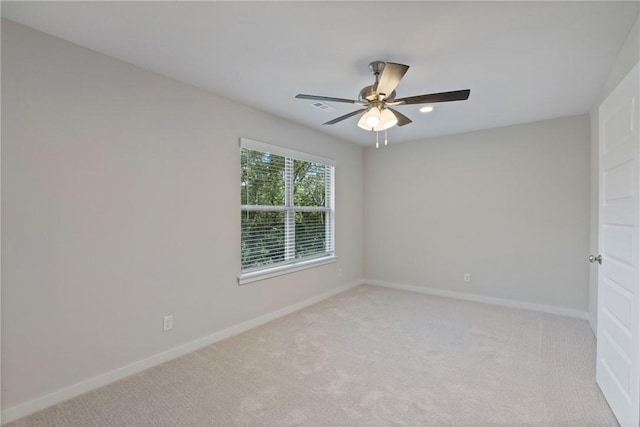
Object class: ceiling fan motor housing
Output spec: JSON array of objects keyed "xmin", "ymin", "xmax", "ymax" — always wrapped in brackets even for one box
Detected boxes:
[{"xmin": 359, "ymin": 85, "xmax": 396, "ymax": 103}]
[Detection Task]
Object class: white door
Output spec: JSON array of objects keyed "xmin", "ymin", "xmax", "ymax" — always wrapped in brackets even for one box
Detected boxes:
[{"xmin": 597, "ymin": 61, "xmax": 640, "ymax": 427}]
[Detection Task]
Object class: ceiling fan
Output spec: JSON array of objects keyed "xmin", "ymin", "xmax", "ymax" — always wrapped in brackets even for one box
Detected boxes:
[{"xmin": 296, "ymin": 61, "xmax": 470, "ymax": 133}]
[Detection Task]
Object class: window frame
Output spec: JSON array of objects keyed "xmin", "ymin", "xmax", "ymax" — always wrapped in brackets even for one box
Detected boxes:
[{"xmin": 238, "ymin": 138, "xmax": 336, "ymax": 285}]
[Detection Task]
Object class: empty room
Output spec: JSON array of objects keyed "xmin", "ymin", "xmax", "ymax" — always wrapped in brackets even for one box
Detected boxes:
[{"xmin": 2, "ymin": 1, "xmax": 640, "ymax": 426}]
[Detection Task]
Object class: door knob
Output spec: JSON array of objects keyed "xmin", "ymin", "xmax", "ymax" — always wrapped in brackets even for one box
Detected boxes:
[{"xmin": 589, "ymin": 254, "xmax": 602, "ymax": 264}]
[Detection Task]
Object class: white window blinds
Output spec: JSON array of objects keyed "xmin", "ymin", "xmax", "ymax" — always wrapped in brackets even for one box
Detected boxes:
[{"xmin": 240, "ymin": 138, "xmax": 335, "ymax": 273}]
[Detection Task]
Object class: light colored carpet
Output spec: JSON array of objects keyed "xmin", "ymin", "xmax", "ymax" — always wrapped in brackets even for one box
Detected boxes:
[{"xmin": 7, "ymin": 285, "xmax": 616, "ymax": 426}]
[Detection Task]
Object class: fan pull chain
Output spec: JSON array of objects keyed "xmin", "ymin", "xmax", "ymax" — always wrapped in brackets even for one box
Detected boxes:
[
  {"xmin": 376, "ymin": 131, "xmax": 379, "ymax": 149},
  {"xmin": 385, "ymin": 129, "xmax": 388, "ymax": 146}
]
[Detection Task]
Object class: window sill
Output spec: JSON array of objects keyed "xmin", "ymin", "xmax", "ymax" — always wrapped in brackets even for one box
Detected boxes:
[{"xmin": 238, "ymin": 256, "xmax": 338, "ymax": 285}]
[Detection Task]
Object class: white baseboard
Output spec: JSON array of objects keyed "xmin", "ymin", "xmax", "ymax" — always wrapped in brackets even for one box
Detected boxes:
[
  {"xmin": 366, "ymin": 279, "xmax": 589, "ymax": 320},
  {"xmin": 1, "ymin": 279, "xmax": 364, "ymax": 425}
]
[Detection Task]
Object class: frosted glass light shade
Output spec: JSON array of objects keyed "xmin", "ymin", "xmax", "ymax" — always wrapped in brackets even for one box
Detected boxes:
[
  {"xmin": 357, "ymin": 114, "xmax": 372, "ymax": 130},
  {"xmin": 357, "ymin": 107, "xmax": 382, "ymax": 130},
  {"xmin": 381, "ymin": 108, "xmax": 398, "ymax": 130},
  {"xmin": 365, "ymin": 107, "xmax": 381, "ymax": 127}
]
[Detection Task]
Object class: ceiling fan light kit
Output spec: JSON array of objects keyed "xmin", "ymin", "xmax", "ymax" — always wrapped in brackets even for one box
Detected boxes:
[
  {"xmin": 296, "ymin": 60, "xmax": 470, "ymax": 147},
  {"xmin": 357, "ymin": 104, "xmax": 399, "ymax": 132}
]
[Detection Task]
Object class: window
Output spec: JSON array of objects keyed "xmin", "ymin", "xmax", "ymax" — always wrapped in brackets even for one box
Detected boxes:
[{"xmin": 239, "ymin": 138, "xmax": 335, "ymax": 284}]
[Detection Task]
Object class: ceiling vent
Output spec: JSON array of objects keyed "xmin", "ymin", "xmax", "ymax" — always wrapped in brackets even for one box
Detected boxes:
[{"xmin": 310, "ymin": 101, "xmax": 337, "ymax": 113}]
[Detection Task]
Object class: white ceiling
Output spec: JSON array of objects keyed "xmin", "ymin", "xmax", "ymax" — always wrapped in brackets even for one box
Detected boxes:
[{"xmin": 3, "ymin": 1, "xmax": 638, "ymax": 146}]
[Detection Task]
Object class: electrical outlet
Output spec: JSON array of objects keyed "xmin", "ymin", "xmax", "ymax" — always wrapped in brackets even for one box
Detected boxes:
[
  {"xmin": 163, "ymin": 315, "xmax": 173, "ymax": 331},
  {"xmin": 463, "ymin": 273, "xmax": 471, "ymax": 283}
]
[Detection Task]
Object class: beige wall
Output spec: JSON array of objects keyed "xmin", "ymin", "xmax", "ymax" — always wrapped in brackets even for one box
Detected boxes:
[
  {"xmin": 589, "ymin": 14, "xmax": 640, "ymax": 333},
  {"xmin": 1, "ymin": 20, "xmax": 364, "ymax": 411},
  {"xmin": 364, "ymin": 115, "xmax": 591, "ymax": 312}
]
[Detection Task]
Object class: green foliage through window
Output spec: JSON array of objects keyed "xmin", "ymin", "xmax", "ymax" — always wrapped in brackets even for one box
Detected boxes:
[{"xmin": 241, "ymin": 146, "xmax": 334, "ymax": 271}]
